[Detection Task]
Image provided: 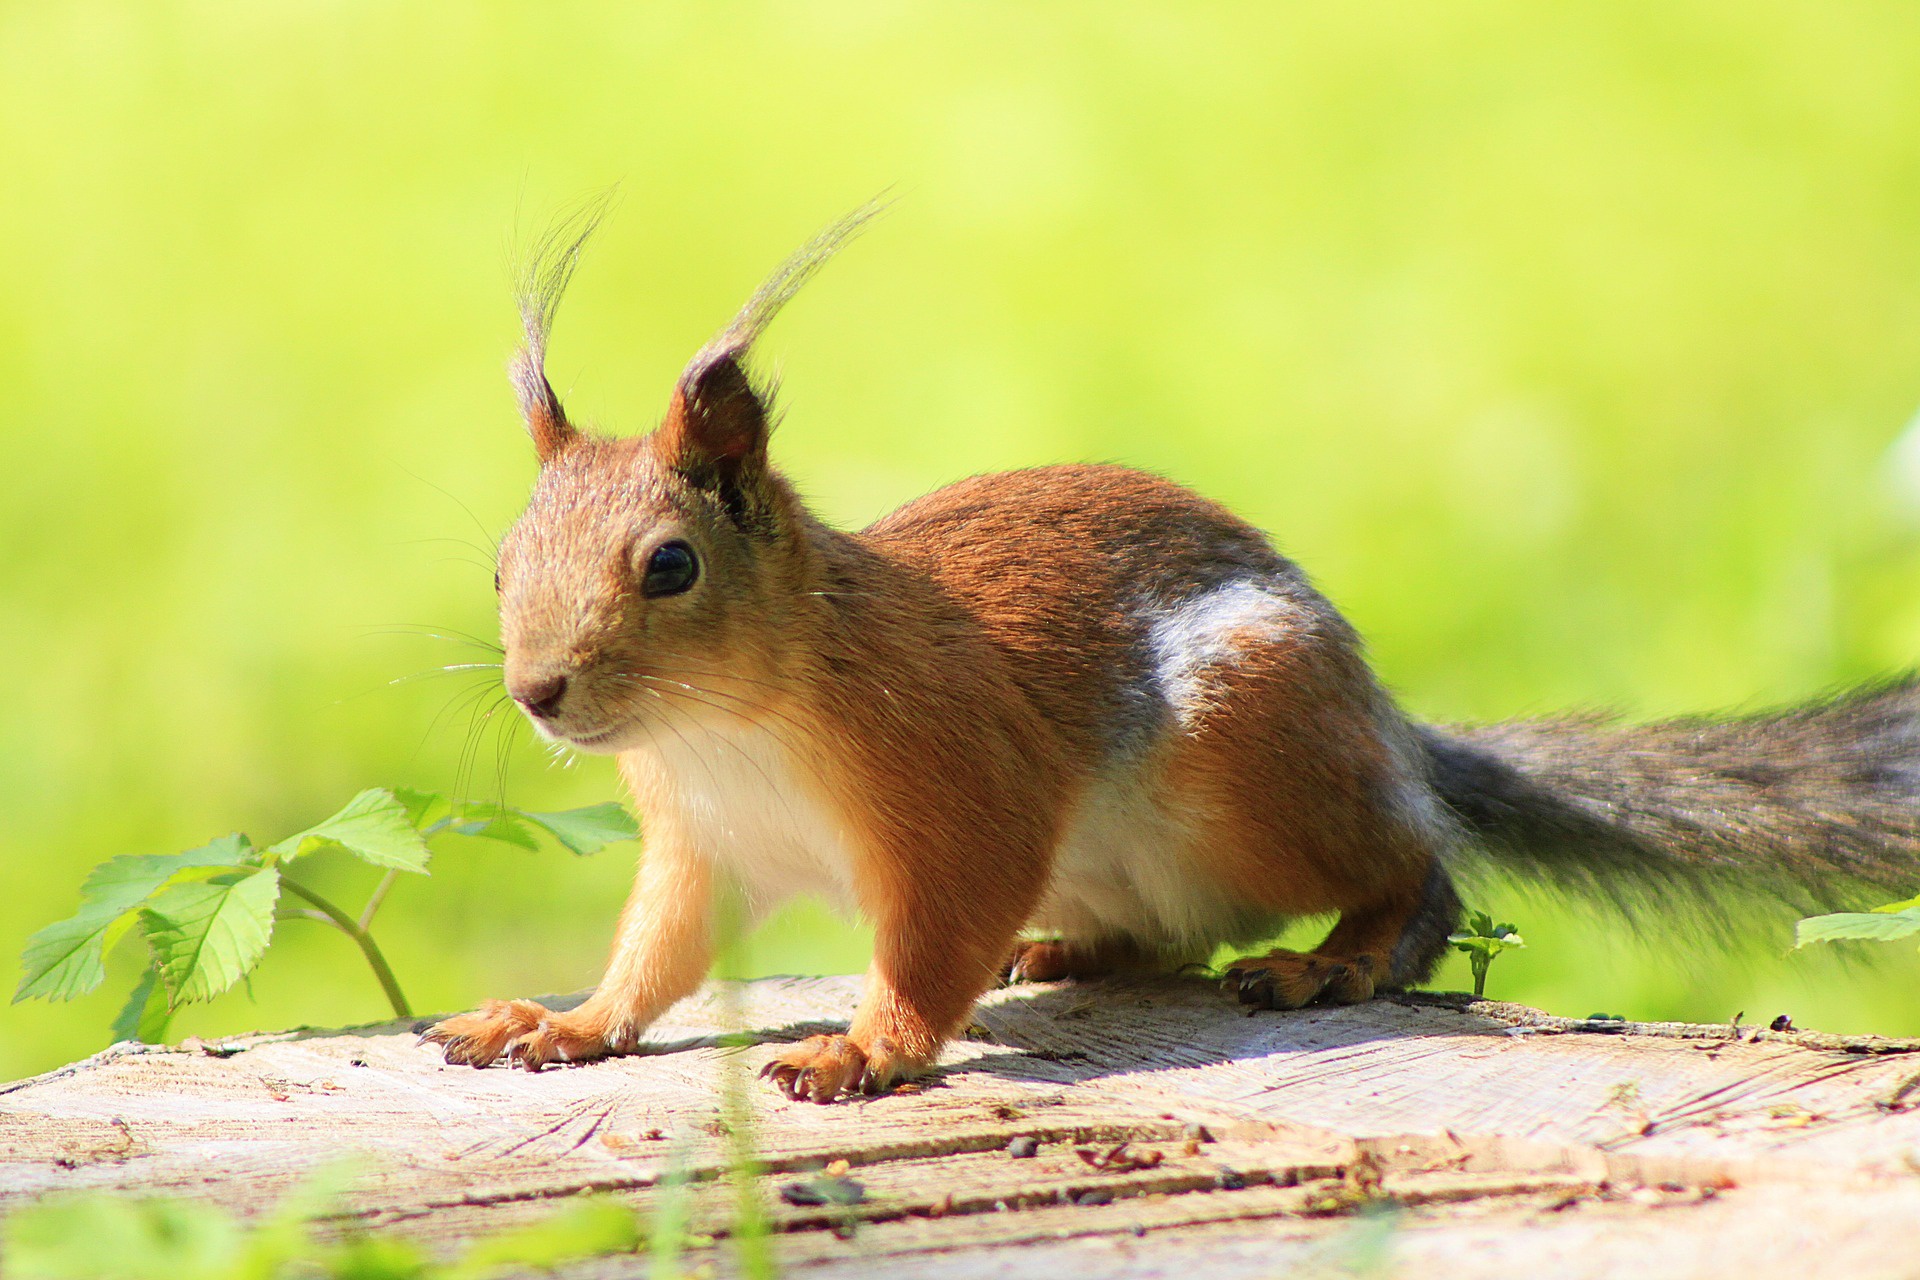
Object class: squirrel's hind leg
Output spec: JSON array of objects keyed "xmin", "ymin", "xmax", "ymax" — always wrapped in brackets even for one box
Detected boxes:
[
  {"xmin": 1002, "ymin": 935, "xmax": 1161, "ymax": 984},
  {"xmin": 1223, "ymin": 860, "xmax": 1460, "ymax": 1010}
]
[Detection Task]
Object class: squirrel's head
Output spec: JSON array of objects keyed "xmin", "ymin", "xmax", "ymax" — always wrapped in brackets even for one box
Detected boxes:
[{"xmin": 492, "ymin": 202, "xmax": 877, "ymax": 752}]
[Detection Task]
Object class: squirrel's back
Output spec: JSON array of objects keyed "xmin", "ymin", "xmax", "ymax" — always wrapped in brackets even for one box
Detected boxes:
[{"xmin": 860, "ymin": 464, "xmax": 1370, "ymax": 769}]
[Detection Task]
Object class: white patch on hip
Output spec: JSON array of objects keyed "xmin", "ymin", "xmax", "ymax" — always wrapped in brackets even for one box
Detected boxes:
[{"xmin": 1147, "ymin": 577, "xmax": 1296, "ymax": 723}]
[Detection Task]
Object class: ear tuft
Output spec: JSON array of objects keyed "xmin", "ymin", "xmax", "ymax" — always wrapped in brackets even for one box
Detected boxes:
[
  {"xmin": 509, "ymin": 191, "xmax": 616, "ymax": 462},
  {"xmin": 657, "ymin": 197, "xmax": 889, "ymax": 477}
]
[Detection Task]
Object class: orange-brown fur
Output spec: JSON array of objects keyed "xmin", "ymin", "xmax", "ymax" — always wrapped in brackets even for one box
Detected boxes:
[
  {"xmin": 425, "ymin": 207, "xmax": 1920, "ymax": 1099},
  {"xmin": 423, "ymin": 208, "xmax": 1468, "ymax": 1092}
]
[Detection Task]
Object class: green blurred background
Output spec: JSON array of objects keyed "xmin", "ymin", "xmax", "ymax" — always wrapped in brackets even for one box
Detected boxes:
[{"xmin": 5, "ymin": 1, "xmax": 1920, "ymax": 1083}]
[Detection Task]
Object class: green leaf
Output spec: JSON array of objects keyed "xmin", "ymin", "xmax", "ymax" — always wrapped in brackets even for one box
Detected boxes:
[
  {"xmin": 110, "ymin": 968, "xmax": 174, "ymax": 1045},
  {"xmin": 1794, "ymin": 908, "xmax": 1920, "ymax": 948},
  {"xmin": 15, "ymin": 906, "xmax": 142, "ymax": 1003},
  {"xmin": 1871, "ymin": 892, "xmax": 1920, "ymax": 915},
  {"xmin": 14, "ymin": 837, "xmax": 255, "ymax": 1004},
  {"xmin": 2, "ymin": 1193, "xmax": 246, "ymax": 1280},
  {"xmin": 447, "ymin": 804, "xmax": 542, "ymax": 852},
  {"xmin": 446, "ymin": 1197, "xmax": 641, "ymax": 1277},
  {"xmin": 80, "ymin": 835, "xmax": 256, "ymax": 910},
  {"xmin": 269, "ymin": 789, "xmax": 430, "ymax": 873},
  {"xmin": 515, "ymin": 803, "xmax": 640, "ymax": 856},
  {"xmin": 393, "ymin": 787, "xmax": 448, "ymax": 830},
  {"xmin": 143, "ymin": 867, "xmax": 282, "ymax": 1005}
]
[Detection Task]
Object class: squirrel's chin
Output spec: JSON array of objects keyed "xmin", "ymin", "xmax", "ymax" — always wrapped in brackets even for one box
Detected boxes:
[{"xmin": 538, "ymin": 720, "xmax": 640, "ymax": 755}]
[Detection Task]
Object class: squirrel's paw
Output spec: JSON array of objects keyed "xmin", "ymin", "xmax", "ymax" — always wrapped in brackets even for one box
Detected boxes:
[
  {"xmin": 420, "ymin": 999, "xmax": 621, "ymax": 1071},
  {"xmin": 1223, "ymin": 951, "xmax": 1376, "ymax": 1010},
  {"xmin": 759, "ymin": 1033, "xmax": 909, "ymax": 1103},
  {"xmin": 1002, "ymin": 940, "xmax": 1073, "ymax": 984}
]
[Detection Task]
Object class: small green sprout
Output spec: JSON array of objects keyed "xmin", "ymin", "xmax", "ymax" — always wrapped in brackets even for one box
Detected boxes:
[{"xmin": 1448, "ymin": 910, "xmax": 1526, "ymax": 997}]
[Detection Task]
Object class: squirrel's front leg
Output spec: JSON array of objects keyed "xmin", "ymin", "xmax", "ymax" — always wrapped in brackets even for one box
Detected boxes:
[
  {"xmin": 762, "ymin": 841, "xmax": 1038, "ymax": 1103},
  {"xmin": 424, "ymin": 826, "xmax": 712, "ymax": 1070}
]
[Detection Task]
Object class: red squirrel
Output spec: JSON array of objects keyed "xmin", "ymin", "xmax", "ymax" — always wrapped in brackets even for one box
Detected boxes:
[{"xmin": 425, "ymin": 205, "xmax": 1920, "ymax": 1101}]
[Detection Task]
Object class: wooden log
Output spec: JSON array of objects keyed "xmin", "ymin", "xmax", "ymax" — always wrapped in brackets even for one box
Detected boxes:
[{"xmin": 5, "ymin": 975, "xmax": 1920, "ymax": 1277}]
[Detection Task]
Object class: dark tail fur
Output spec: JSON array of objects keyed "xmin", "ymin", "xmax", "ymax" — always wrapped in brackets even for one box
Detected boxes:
[{"xmin": 1419, "ymin": 676, "xmax": 1920, "ymax": 919}]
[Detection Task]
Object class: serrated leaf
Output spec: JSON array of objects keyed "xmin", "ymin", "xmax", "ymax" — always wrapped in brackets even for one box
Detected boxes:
[
  {"xmin": 393, "ymin": 787, "xmax": 448, "ymax": 830},
  {"xmin": 15, "ymin": 837, "xmax": 256, "ymax": 1004},
  {"xmin": 1794, "ymin": 908, "xmax": 1920, "ymax": 948},
  {"xmin": 80, "ymin": 835, "xmax": 256, "ymax": 910},
  {"xmin": 451, "ymin": 809, "xmax": 541, "ymax": 852},
  {"xmin": 143, "ymin": 867, "xmax": 281, "ymax": 1004},
  {"xmin": 14, "ymin": 905, "xmax": 142, "ymax": 1003},
  {"xmin": 269, "ymin": 789, "xmax": 430, "ymax": 873},
  {"xmin": 110, "ymin": 968, "xmax": 173, "ymax": 1044},
  {"xmin": 515, "ymin": 803, "xmax": 640, "ymax": 856}
]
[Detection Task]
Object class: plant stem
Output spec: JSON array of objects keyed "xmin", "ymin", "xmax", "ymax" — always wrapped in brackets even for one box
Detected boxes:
[
  {"xmin": 357, "ymin": 869, "xmax": 400, "ymax": 932},
  {"xmin": 279, "ymin": 876, "xmax": 413, "ymax": 1018}
]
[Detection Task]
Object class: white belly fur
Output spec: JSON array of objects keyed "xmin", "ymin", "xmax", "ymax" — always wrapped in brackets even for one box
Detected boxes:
[
  {"xmin": 1029, "ymin": 575, "xmax": 1301, "ymax": 955},
  {"xmin": 1030, "ymin": 769, "xmax": 1275, "ymax": 956},
  {"xmin": 634, "ymin": 719, "xmax": 863, "ymax": 919}
]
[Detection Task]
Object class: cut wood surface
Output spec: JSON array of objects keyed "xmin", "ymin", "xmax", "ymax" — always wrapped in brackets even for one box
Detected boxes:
[{"xmin": 6, "ymin": 976, "xmax": 1920, "ymax": 1277}]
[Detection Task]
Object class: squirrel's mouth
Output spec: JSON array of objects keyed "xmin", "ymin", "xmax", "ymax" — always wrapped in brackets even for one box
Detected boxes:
[
  {"xmin": 562, "ymin": 723, "xmax": 629, "ymax": 750},
  {"xmin": 525, "ymin": 714, "xmax": 636, "ymax": 753}
]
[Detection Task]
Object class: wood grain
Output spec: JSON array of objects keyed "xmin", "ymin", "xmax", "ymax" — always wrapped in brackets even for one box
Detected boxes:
[{"xmin": 6, "ymin": 976, "xmax": 1920, "ymax": 1277}]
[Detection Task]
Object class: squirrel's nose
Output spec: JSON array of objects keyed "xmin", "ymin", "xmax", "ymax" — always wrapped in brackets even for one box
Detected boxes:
[{"xmin": 509, "ymin": 672, "xmax": 569, "ymax": 719}]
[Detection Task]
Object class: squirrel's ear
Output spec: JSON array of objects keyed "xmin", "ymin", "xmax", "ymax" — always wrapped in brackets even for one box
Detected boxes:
[
  {"xmin": 658, "ymin": 347, "xmax": 770, "ymax": 477},
  {"xmin": 509, "ymin": 195, "xmax": 613, "ymax": 464},
  {"xmin": 655, "ymin": 198, "xmax": 888, "ymax": 480}
]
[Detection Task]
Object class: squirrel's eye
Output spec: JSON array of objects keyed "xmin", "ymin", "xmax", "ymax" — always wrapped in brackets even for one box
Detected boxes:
[{"xmin": 642, "ymin": 540, "xmax": 699, "ymax": 598}]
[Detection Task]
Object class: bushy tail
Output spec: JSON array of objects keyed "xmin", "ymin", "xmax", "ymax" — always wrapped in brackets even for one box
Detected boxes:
[{"xmin": 1418, "ymin": 677, "xmax": 1920, "ymax": 918}]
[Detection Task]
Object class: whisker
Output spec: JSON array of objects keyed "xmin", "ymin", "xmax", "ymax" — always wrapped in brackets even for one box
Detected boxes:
[
  {"xmin": 624, "ymin": 684, "xmax": 741, "ymax": 829},
  {"xmin": 601, "ymin": 672, "xmax": 838, "ymax": 811},
  {"xmin": 383, "ymin": 663, "xmax": 505, "ymax": 688},
  {"xmin": 491, "ymin": 702, "xmax": 524, "ymax": 807},
  {"xmin": 636, "ymin": 689, "xmax": 814, "ymax": 844},
  {"xmin": 639, "ymin": 644, "xmax": 812, "ymax": 692},
  {"xmin": 392, "ymin": 462, "xmax": 503, "ymax": 563},
  {"xmin": 424, "ymin": 677, "xmax": 505, "ymax": 747},
  {"xmin": 623, "ymin": 671, "xmax": 821, "ymax": 746},
  {"xmin": 454, "ymin": 690, "xmax": 515, "ymax": 805},
  {"xmin": 398, "ymin": 534, "xmax": 504, "ymax": 567},
  {"xmin": 362, "ymin": 624, "xmax": 505, "ymax": 656}
]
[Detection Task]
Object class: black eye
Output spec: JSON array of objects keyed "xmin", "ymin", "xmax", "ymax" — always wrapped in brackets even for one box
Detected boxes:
[{"xmin": 642, "ymin": 540, "xmax": 699, "ymax": 597}]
